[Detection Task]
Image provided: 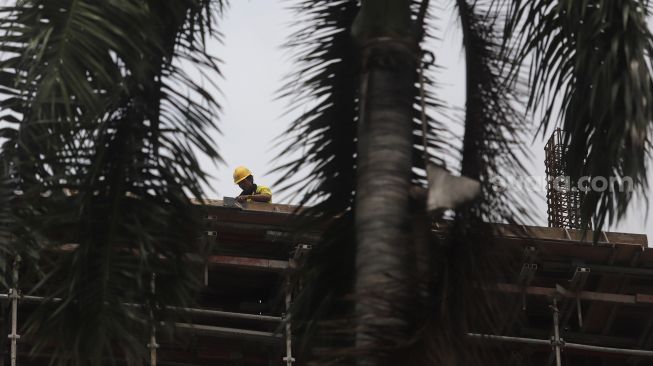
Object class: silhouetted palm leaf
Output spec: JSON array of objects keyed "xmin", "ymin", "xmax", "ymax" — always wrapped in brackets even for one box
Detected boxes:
[
  {"xmin": 0, "ymin": 0, "xmax": 223, "ymax": 363},
  {"xmin": 457, "ymin": 0, "xmax": 533, "ymax": 224},
  {"xmin": 505, "ymin": 0, "xmax": 653, "ymax": 234}
]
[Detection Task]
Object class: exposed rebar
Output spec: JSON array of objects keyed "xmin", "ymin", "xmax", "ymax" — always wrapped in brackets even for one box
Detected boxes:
[{"xmin": 545, "ymin": 129, "xmax": 583, "ymax": 229}]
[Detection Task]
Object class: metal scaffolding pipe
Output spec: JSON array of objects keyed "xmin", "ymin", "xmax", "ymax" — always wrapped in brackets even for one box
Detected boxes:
[
  {"xmin": 542, "ymin": 261, "xmax": 653, "ymax": 278},
  {"xmin": 167, "ymin": 306, "xmax": 281, "ymax": 323},
  {"xmin": 0, "ymin": 293, "xmax": 281, "ymax": 323},
  {"xmin": 494, "ymin": 283, "xmax": 653, "ymax": 305},
  {"xmin": 564, "ymin": 341, "xmax": 653, "ymax": 357},
  {"xmin": 0, "ymin": 294, "xmax": 62, "ymax": 303},
  {"xmin": 149, "ymin": 326, "xmax": 158, "ymax": 366},
  {"xmin": 283, "ymin": 277, "xmax": 295, "ymax": 366},
  {"xmin": 9, "ymin": 256, "xmax": 21, "ymax": 366},
  {"xmin": 467, "ymin": 333, "xmax": 550, "ymax": 346},
  {"xmin": 9, "ymin": 289, "xmax": 18, "ymax": 366},
  {"xmin": 147, "ymin": 274, "xmax": 158, "ymax": 366},
  {"xmin": 466, "ymin": 333, "xmax": 653, "ymax": 357},
  {"xmin": 174, "ymin": 323, "xmax": 282, "ymax": 342},
  {"xmin": 551, "ymin": 298, "xmax": 562, "ymax": 366}
]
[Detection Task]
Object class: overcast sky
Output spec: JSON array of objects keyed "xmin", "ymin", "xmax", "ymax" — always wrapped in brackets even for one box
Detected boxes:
[{"xmin": 199, "ymin": 0, "xmax": 651, "ymax": 238}]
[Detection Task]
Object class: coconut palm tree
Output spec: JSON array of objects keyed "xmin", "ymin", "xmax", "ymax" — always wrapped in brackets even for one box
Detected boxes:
[{"xmin": 1, "ymin": 0, "xmax": 653, "ymax": 365}]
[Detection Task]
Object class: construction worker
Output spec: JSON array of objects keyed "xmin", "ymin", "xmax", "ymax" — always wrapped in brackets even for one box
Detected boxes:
[{"xmin": 233, "ymin": 166, "xmax": 272, "ymax": 203}]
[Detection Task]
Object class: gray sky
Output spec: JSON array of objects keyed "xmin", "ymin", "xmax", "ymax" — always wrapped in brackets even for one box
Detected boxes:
[{"xmin": 200, "ymin": 0, "xmax": 651, "ymax": 238}]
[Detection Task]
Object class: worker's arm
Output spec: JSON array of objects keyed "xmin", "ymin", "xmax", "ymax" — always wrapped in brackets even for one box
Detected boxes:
[
  {"xmin": 236, "ymin": 186, "xmax": 272, "ymax": 203},
  {"xmin": 249, "ymin": 193, "xmax": 272, "ymax": 203},
  {"xmin": 236, "ymin": 194, "xmax": 271, "ymax": 203}
]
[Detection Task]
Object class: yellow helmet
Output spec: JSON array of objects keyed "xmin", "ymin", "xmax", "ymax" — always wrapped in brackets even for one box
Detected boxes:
[{"xmin": 233, "ymin": 166, "xmax": 252, "ymax": 184}]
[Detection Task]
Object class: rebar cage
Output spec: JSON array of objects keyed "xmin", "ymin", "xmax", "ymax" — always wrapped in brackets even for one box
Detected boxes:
[{"xmin": 545, "ymin": 129, "xmax": 583, "ymax": 229}]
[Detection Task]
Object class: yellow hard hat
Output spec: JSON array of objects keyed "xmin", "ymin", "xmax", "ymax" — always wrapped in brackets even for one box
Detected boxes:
[{"xmin": 233, "ymin": 166, "xmax": 252, "ymax": 184}]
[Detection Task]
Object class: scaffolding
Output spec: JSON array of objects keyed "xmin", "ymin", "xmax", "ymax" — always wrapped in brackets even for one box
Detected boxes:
[
  {"xmin": 545, "ymin": 129, "xmax": 583, "ymax": 229},
  {"xmin": 2, "ymin": 200, "xmax": 653, "ymax": 365},
  {"xmin": 477, "ymin": 224, "xmax": 653, "ymax": 365}
]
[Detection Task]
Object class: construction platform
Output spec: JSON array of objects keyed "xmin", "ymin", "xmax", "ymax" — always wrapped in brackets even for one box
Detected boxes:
[{"xmin": 2, "ymin": 199, "xmax": 653, "ymax": 365}]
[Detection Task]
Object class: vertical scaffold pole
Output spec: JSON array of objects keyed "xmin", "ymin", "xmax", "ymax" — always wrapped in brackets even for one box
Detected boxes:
[
  {"xmin": 282, "ymin": 277, "xmax": 295, "ymax": 366},
  {"xmin": 550, "ymin": 297, "xmax": 562, "ymax": 366},
  {"xmin": 147, "ymin": 274, "xmax": 158, "ymax": 366},
  {"xmin": 8, "ymin": 256, "xmax": 21, "ymax": 366}
]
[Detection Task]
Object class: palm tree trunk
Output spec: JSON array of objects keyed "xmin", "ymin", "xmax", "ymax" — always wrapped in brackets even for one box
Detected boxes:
[{"xmin": 353, "ymin": 1, "xmax": 417, "ymax": 360}]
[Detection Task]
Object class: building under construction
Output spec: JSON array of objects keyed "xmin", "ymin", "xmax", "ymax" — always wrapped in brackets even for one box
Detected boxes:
[
  {"xmin": 1, "ymin": 198, "xmax": 652, "ymax": 365},
  {"xmin": 2, "ymin": 131, "xmax": 653, "ymax": 365},
  {"xmin": 178, "ymin": 201, "xmax": 653, "ymax": 366}
]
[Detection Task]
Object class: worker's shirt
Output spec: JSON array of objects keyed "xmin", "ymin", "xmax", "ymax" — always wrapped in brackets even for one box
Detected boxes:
[{"xmin": 239, "ymin": 184, "xmax": 272, "ymax": 203}]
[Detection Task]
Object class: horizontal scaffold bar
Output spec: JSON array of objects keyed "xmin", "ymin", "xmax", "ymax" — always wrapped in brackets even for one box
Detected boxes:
[
  {"xmin": 467, "ymin": 333, "xmax": 653, "ymax": 357},
  {"xmin": 494, "ymin": 283, "xmax": 653, "ymax": 305}
]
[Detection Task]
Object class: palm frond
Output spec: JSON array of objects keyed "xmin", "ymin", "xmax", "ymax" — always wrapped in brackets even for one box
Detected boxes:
[
  {"xmin": 274, "ymin": 0, "xmax": 451, "ymax": 212},
  {"xmin": 0, "ymin": 0, "xmax": 223, "ymax": 363},
  {"xmin": 274, "ymin": 0, "xmax": 359, "ymax": 216},
  {"xmin": 275, "ymin": 1, "xmax": 360, "ymax": 363},
  {"xmin": 506, "ymin": 0, "xmax": 653, "ymax": 233},
  {"xmin": 457, "ymin": 0, "xmax": 533, "ymax": 224},
  {"xmin": 412, "ymin": 0, "xmax": 456, "ymax": 182}
]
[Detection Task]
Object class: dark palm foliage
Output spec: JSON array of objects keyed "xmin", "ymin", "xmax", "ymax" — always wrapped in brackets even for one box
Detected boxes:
[
  {"xmin": 275, "ymin": 1, "xmax": 448, "ymax": 211},
  {"xmin": 276, "ymin": 2, "xmax": 360, "ymax": 363},
  {"xmin": 2, "ymin": 0, "xmax": 653, "ymax": 365},
  {"xmin": 506, "ymin": 0, "xmax": 653, "ymax": 233},
  {"xmin": 457, "ymin": 0, "xmax": 533, "ymax": 224},
  {"xmin": 279, "ymin": 0, "xmax": 653, "ymax": 365},
  {"xmin": 275, "ymin": 0, "xmax": 359, "ymax": 214},
  {"xmin": 0, "ymin": 0, "xmax": 222, "ymax": 363}
]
